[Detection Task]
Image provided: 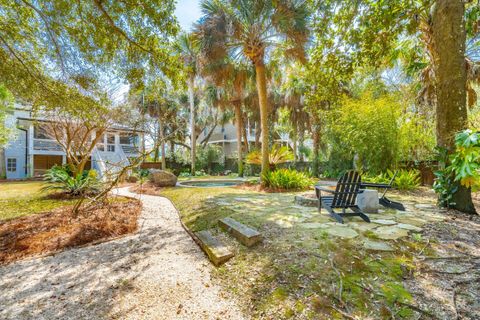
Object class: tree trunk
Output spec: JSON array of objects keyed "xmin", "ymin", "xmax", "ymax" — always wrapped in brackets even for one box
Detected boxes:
[
  {"xmin": 234, "ymin": 101, "xmax": 244, "ymax": 177},
  {"xmin": 153, "ymin": 120, "xmax": 160, "ymax": 162},
  {"xmin": 255, "ymin": 59, "xmax": 270, "ymax": 179},
  {"xmin": 0, "ymin": 148, "xmax": 5, "ymax": 178},
  {"xmin": 242, "ymin": 116, "xmax": 249, "ymax": 153},
  {"xmin": 188, "ymin": 75, "xmax": 196, "ymax": 175},
  {"xmin": 159, "ymin": 119, "xmax": 166, "ymax": 170},
  {"xmin": 299, "ymin": 124, "xmax": 305, "ymax": 162},
  {"xmin": 293, "ymin": 123, "xmax": 298, "ymax": 162},
  {"xmin": 432, "ymin": 0, "xmax": 476, "ymax": 214},
  {"xmin": 255, "ymin": 120, "xmax": 261, "ymax": 150},
  {"xmin": 312, "ymin": 126, "xmax": 320, "ymax": 177}
]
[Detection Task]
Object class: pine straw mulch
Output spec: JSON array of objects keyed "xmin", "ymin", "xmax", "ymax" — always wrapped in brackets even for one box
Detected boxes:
[{"xmin": 0, "ymin": 197, "xmax": 142, "ymax": 265}]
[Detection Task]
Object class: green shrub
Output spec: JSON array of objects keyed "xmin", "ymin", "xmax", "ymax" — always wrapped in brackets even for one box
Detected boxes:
[
  {"xmin": 261, "ymin": 168, "xmax": 313, "ymax": 190},
  {"xmin": 246, "ymin": 144, "xmax": 294, "ymax": 170},
  {"xmin": 179, "ymin": 171, "xmax": 191, "ymax": 178},
  {"xmin": 434, "ymin": 130, "xmax": 480, "ymax": 207},
  {"xmin": 196, "ymin": 144, "xmax": 224, "ymax": 173},
  {"xmin": 364, "ymin": 169, "xmax": 420, "ymax": 191},
  {"xmin": 363, "ymin": 171, "xmax": 391, "ymax": 184},
  {"xmin": 43, "ymin": 165, "xmax": 103, "ymax": 196},
  {"xmin": 391, "ymin": 169, "xmax": 420, "ymax": 191}
]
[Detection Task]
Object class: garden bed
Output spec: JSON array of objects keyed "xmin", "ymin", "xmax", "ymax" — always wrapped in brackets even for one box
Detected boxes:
[{"xmin": 0, "ymin": 197, "xmax": 142, "ymax": 264}]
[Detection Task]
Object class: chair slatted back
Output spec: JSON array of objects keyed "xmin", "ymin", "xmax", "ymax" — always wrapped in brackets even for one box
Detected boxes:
[{"xmin": 332, "ymin": 171, "xmax": 361, "ymax": 207}]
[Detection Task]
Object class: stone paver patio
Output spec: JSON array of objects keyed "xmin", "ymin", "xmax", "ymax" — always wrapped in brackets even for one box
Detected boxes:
[{"xmin": 207, "ymin": 192, "xmax": 446, "ymax": 251}]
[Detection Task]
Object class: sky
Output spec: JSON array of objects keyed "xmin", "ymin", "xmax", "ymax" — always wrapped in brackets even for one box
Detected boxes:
[{"xmin": 175, "ymin": 0, "xmax": 203, "ymax": 31}]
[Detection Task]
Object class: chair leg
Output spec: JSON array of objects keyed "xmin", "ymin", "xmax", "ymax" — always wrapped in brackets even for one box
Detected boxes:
[
  {"xmin": 351, "ymin": 206, "xmax": 370, "ymax": 223},
  {"xmin": 324, "ymin": 205, "xmax": 344, "ymax": 224}
]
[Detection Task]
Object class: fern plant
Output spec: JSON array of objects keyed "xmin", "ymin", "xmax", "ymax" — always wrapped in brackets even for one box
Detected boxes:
[
  {"xmin": 261, "ymin": 169, "xmax": 312, "ymax": 190},
  {"xmin": 391, "ymin": 169, "xmax": 421, "ymax": 191}
]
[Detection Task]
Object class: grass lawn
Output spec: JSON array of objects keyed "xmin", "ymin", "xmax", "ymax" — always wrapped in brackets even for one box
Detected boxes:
[
  {"xmin": 0, "ymin": 181, "xmax": 77, "ymax": 221},
  {"xmin": 158, "ymin": 185, "xmax": 443, "ymax": 319}
]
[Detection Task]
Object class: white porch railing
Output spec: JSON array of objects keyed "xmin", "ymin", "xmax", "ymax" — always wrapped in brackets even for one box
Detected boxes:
[{"xmin": 33, "ymin": 139, "xmax": 62, "ymax": 151}]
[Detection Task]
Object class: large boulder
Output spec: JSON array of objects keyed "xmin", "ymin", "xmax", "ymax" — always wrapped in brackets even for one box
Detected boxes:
[{"xmin": 149, "ymin": 169, "xmax": 177, "ymax": 187}]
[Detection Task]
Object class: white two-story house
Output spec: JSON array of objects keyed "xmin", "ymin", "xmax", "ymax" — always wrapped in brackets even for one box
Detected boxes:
[{"xmin": 2, "ymin": 108, "xmax": 143, "ymax": 180}]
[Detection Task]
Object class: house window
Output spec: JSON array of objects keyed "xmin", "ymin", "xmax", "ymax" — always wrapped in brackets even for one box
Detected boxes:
[
  {"xmin": 106, "ymin": 134, "xmax": 115, "ymax": 152},
  {"xmin": 119, "ymin": 133, "xmax": 137, "ymax": 145},
  {"xmin": 34, "ymin": 125, "xmax": 51, "ymax": 139},
  {"xmin": 7, "ymin": 158, "xmax": 17, "ymax": 172},
  {"xmin": 96, "ymin": 134, "xmax": 105, "ymax": 152}
]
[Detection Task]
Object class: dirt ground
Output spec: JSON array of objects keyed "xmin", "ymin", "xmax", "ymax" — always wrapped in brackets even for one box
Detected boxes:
[
  {"xmin": 405, "ymin": 209, "xmax": 480, "ymax": 319},
  {"xmin": 0, "ymin": 197, "xmax": 142, "ymax": 264}
]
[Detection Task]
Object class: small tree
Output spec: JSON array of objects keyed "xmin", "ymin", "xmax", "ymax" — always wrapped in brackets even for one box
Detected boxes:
[{"xmin": 39, "ymin": 105, "xmax": 117, "ymax": 178}]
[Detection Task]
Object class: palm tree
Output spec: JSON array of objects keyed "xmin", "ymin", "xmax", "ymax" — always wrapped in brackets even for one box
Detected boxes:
[
  {"xmin": 282, "ymin": 66, "xmax": 309, "ymax": 161},
  {"xmin": 198, "ymin": 0, "xmax": 310, "ymax": 178},
  {"xmin": 177, "ymin": 33, "xmax": 200, "ymax": 175},
  {"xmin": 195, "ymin": 18, "xmax": 252, "ymax": 177}
]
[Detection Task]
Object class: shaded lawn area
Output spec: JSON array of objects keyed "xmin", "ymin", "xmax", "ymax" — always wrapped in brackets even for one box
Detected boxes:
[
  {"xmin": 158, "ymin": 186, "xmax": 439, "ymax": 319},
  {"xmin": 0, "ymin": 181, "xmax": 77, "ymax": 221}
]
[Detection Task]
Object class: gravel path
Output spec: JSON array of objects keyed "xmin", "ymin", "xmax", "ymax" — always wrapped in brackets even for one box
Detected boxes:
[{"xmin": 0, "ymin": 188, "xmax": 245, "ymax": 320}]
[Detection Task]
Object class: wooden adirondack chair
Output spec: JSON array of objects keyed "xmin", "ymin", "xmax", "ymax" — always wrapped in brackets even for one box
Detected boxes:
[{"xmin": 315, "ymin": 171, "xmax": 370, "ymax": 224}]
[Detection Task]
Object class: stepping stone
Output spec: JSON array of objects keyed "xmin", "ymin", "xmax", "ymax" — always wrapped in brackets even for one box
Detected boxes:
[
  {"xmin": 373, "ymin": 226, "xmax": 409, "ymax": 240},
  {"xmin": 219, "ymin": 217, "xmax": 262, "ymax": 247},
  {"xmin": 363, "ymin": 239, "xmax": 394, "ymax": 251},
  {"xmin": 195, "ymin": 230, "xmax": 234, "ymax": 266},
  {"xmin": 396, "ymin": 223, "xmax": 422, "ymax": 232},
  {"xmin": 371, "ymin": 219, "xmax": 397, "ymax": 226},
  {"xmin": 294, "ymin": 195, "xmax": 319, "ymax": 207},
  {"xmin": 347, "ymin": 222, "xmax": 378, "ymax": 232},
  {"xmin": 298, "ymin": 222, "xmax": 329, "ymax": 229},
  {"xmin": 396, "ymin": 216, "xmax": 427, "ymax": 227},
  {"xmin": 325, "ymin": 226, "xmax": 359, "ymax": 239},
  {"xmin": 274, "ymin": 220, "xmax": 293, "ymax": 228}
]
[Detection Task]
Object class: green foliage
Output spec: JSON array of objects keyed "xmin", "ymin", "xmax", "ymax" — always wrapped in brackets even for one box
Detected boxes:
[
  {"xmin": 1, "ymin": 0, "xmax": 182, "ymax": 129},
  {"xmin": 392, "ymin": 169, "xmax": 421, "ymax": 191},
  {"xmin": 42, "ymin": 165, "xmax": 102, "ymax": 196},
  {"xmin": 261, "ymin": 168, "xmax": 312, "ymax": 190},
  {"xmin": 363, "ymin": 172, "xmax": 391, "ymax": 184},
  {"xmin": 179, "ymin": 171, "xmax": 191, "ymax": 178},
  {"xmin": 364, "ymin": 169, "xmax": 420, "ymax": 191},
  {"xmin": 325, "ymin": 91, "xmax": 401, "ymax": 173},
  {"xmin": 450, "ymin": 130, "xmax": 480, "ymax": 190},
  {"xmin": 433, "ymin": 147, "xmax": 458, "ymax": 208},
  {"xmin": 0, "ymin": 84, "xmax": 13, "ymax": 147},
  {"xmin": 246, "ymin": 144, "xmax": 294, "ymax": 170},
  {"xmin": 196, "ymin": 144, "xmax": 224, "ymax": 173},
  {"xmin": 434, "ymin": 130, "xmax": 480, "ymax": 206},
  {"xmin": 298, "ymin": 145, "xmax": 311, "ymax": 160},
  {"xmin": 323, "ymin": 90, "xmax": 435, "ymax": 174}
]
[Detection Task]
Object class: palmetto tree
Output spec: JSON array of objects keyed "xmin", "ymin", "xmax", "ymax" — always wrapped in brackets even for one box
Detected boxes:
[
  {"xmin": 198, "ymin": 0, "xmax": 310, "ymax": 178},
  {"xmin": 177, "ymin": 33, "xmax": 200, "ymax": 175},
  {"xmin": 282, "ymin": 65, "xmax": 309, "ymax": 161},
  {"xmin": 197, "ymin": 53, "xmax": 250, "ymax": 175}
]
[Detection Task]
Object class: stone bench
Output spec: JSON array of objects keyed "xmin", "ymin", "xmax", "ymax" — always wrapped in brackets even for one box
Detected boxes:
[
  {"xmin": 195, "ymin": 230, "xmax": 234, "ymax": 266},
  {"xmin": 219, "ymin": 217, "xmax": 262, "ymax": 247},
  {"xmin": 356, "ymin": 189, "xmax": 379, "ymax": 213}
]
